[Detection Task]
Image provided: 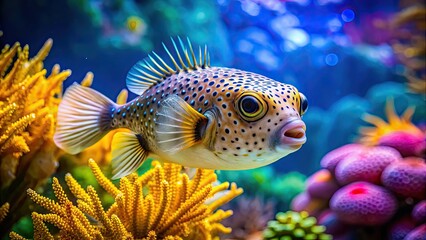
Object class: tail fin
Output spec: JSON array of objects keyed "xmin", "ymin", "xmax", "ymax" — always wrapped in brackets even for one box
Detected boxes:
[{"xmin": 54, "ymin": 82, "xmax": 117, "ymax": 154}]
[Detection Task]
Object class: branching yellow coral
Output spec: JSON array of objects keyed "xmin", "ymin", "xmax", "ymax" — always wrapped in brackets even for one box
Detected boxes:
[
  {"xmin": 0, "ymin": 39, "xmax": 77, "ymax": 236},
  {"xmin": 359, "ymin": 99, "xmax": 424, "ymax": 146},
  {"xmin": 10, "ymin": 160, "xmax": 243, "ymax": 240},
  {"xmin": 0, "ymin": 202, "xmax": 9, "ymax": 223}
]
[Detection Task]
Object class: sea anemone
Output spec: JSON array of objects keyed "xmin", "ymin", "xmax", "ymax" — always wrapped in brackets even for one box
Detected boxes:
[
  {"xmin": 359, "ymin": 99, "xmax": 425, "ymax": 157},
  {"xmin": 334, "ymin": 146, "xmax": 401, "ymax": 185},
  {"xmin": 381, "ymin": 157, "xmax": 426, "ymax": 199},
  {"xmin": 330, "ymin": 181, "xmax": 398, "ymax": 225},
  {"xmin": 10, "ymin": 160, "xmax": 243, "ymax": 239},
  {"xmin": 263, "ymin": 211, "xmax": 331, "ymax": 240}
]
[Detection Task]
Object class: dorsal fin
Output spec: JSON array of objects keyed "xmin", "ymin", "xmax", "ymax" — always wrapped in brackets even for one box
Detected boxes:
[{"xmin": 126, "ymin": 37, "xmax": 211, "ymax": 95}]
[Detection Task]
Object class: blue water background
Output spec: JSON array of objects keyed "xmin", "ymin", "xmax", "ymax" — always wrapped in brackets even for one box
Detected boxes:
[{"xmin": 1, "ymin": 0, "xmax": 421, "ymax": 175}]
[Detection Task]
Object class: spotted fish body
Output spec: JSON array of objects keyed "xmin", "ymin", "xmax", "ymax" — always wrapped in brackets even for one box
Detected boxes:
[{"xmin": 54, "ymin": 38, "xmax": 308, "ymax": 179}]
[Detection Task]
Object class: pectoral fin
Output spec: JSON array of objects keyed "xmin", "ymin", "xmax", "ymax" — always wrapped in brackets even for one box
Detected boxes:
[
  {"xmin": 155, "ymin": 95, "xmax": 216, "ymax": 154},
  {"xmin": 111, "ymin": 132, "xmax": 148, "ymax": 179}
]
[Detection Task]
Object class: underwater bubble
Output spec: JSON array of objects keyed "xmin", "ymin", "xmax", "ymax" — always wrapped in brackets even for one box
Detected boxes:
[
  {"xmin": 286, "ymin": 28, "xmax": 310, "ymax": 47},
  {"xmin": 270, "ymin": 14, "xmax": 300, "ymax": 37},
  {"xmin": 327, "ymin": 18, "xmax": 342, "ymax": 32},
  {"xmin": 237, "ymin": 39, "xmax": 254, "ymax": 53},
  {"xmin": 341, "ymin": 9, "xmax": 355, "ymax": 22},
  {"xmin": 325, "ymin": 53, "xmax": 339, "ymax": 66},
  {"xmin": 255, "ymin": 49, "xmax": 280, "ymax": 70},
  {"xmin": 241, "ymin": 0, "xmax": 260, "ymax": 16}
]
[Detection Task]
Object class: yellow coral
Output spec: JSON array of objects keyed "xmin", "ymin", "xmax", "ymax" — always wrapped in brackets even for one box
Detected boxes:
[
  {"xmin": 0, "ymin": 39, "xmax": 79, "ymax": 236},
  {"xmin": 0, "ymin": 202, "xmax": 9, "ymax": 223},
  {"xmin": 10, "ymin": 160, "xmax": 243, "ymax": 239},
  {"xmin": 359, "ymin": 99, "xmax": 424, "ymax": 145}
]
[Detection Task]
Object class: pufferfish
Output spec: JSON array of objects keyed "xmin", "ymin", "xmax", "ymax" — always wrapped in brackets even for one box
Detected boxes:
[{"xmin": 54, "ymin": 38, "xmax": 308, "ymax": 179}]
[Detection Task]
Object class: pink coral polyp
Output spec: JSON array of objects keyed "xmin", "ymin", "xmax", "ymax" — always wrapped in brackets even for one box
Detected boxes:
[
  {"xmin": 381, "ymin": 157, "xmax": 426, "ymax": 199},
  {"xmin": 378, "ymin": 131, "xmax": 426, "ymax": 157},
  {"xmin": 330, "ymin": 182, "xmax": 397, "ymax": 225},
  {"xmin": 334, "ymin": 146, "xmax": 401, "ymax": 185},
  {"xmin": 320, "ymin": 144, "xmax": 365, "ymax": 174}
]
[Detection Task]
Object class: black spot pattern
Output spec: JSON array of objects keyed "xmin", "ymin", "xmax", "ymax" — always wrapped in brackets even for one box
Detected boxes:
[{"xmin": 109, "ymin": 66, "xmax": 303, "ymax": 159}]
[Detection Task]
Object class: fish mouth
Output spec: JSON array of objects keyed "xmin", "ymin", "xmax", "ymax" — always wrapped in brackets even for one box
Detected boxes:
[{"xmin": 277, "ymin": 119, "xmax": 307, "ymax": 151}]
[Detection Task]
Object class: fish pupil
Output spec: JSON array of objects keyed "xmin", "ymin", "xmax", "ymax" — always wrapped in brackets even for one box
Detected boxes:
[{"xmin": 241, "ymin": 96, "xmax": 259, "ymax": 114}]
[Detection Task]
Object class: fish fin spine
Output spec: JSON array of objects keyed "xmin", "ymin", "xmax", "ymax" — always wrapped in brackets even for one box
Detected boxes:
[
  {"xmin": 155, "ymin": 94, "xmax": 208, "ymax": 154},
  {"xmin": 54, "ymin": 82, "xmax": 117, "ymax": 154},
  {"xmin": 126, "ymin": 37, "xmax": 210, "ymax": 95},
  {"xmin": 111, "ymin": 132, "xmax": 149, "ymax": 179}
]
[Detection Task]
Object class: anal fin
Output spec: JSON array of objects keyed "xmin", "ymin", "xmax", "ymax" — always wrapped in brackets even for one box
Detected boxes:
[{"xmin": 111, "ymin": 132, "xmax": 149, "ymax": 179}]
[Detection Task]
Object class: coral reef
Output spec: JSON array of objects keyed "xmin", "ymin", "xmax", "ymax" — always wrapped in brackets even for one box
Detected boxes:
[
  {"xmin": 10, "ymin": 159, "xmax": 243, "ymax": 239},
  {"xmin": 221, "ymin": 197, "xmax": 275, "ymax": 240},
  {"xmin": 263, "ymin": 211, "xmax": 331, "ymax": 240},
  {"xmin": 292, "ymin": 99, "xmax": 426, "ymax": 239},
  {"xmin": 0, "ymin": 39, "xmax": 74, "ymax": 236}
]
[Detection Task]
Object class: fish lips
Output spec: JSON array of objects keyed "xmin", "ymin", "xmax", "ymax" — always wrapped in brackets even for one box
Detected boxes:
[{"xmin": 273, "ymin": 118, "xmax": 307, "ymax": 152}]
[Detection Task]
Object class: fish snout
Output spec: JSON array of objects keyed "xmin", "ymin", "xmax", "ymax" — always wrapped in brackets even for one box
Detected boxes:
[{"xmin": 279, "ymin": 119, "xmax": 307, "ymax": 149}]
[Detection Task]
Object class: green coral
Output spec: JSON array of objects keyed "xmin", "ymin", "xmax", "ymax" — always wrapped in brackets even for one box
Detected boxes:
[{"xmin": 263, "ymin": 211, "xmax": 332, "ymax": 240}]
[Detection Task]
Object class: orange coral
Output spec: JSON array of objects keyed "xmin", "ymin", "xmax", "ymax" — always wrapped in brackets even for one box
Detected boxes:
[{"xmin": 359, "ymin": 99, "xmax": 424, "ymax": 146}]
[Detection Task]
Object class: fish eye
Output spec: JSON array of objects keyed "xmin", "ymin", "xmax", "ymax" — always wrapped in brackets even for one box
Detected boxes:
[
  {"xmin": 299, "ymin": 93, "xmax": 308, "ymax": 115},
  {"xmin": 236, "ymin": 92, "xmax": 267, "ymax": 122}
]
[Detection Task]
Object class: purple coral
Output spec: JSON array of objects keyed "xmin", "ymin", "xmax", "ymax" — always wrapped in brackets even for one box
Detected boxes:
[
  {"xmin": 306, "ymin": 169, "xmax": 340, "ymax": 200},
  {"xmin": 405, "ymin": 224, "xmax": 426, "ymax": 240},
  {"xmin": 335, "ymin": 146, "xmax": 401, "ymax": 185},
  {"xmin": 381, "ymin": 157, "xmax": 426, "ymax": 199},
  {"xmin": 330, "ymin": 182, "xmax": 398, "ymax": 225},
  {"xmin": 378, "ymin": 131, "xmax": 426, "ymax": 158},
  {"xmin": 412, "ymin": 200, "xmax": 426, "ymax": 223},
  {"xmin": 387, "ymin": 217, "xmax": 417, "ymax": 240},
  {"xmin": 320, "ymin": 144, "xmax": 365, "ymax": 174},
  {"xmin": 291, "ymin": 192, "xmax": 326, "ymax": 216}
]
